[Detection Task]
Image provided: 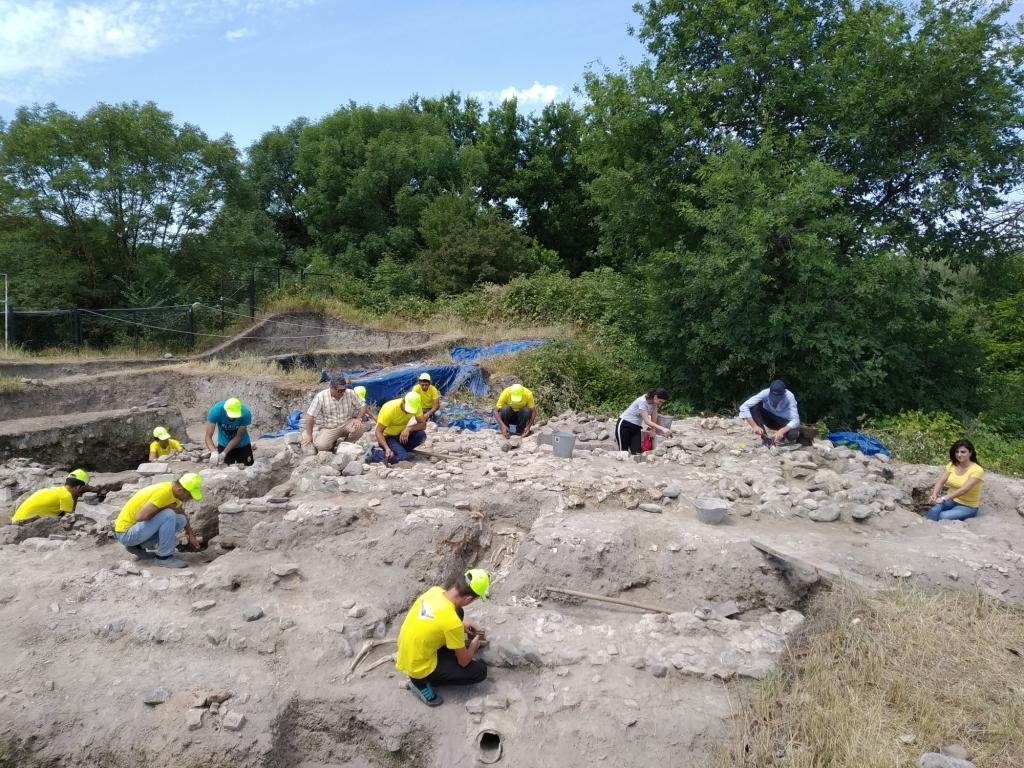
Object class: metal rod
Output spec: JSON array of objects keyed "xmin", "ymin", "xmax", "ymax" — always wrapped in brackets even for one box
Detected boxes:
[{"xmin": 545, "ymin": 587, "xmax": 675, "ymax": 614}]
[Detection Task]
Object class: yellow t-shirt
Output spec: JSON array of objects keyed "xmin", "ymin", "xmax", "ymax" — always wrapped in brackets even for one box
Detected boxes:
[
  {"xmin": 149, "ymin": 439, "xmax": 182, "ymax": 459},
  {"xmin": 395, "ymin": 586, "xmax": 465, "ymax": 679},
  {"xmin": 495, "ymin": 386, "xmax": 536, "ymax": 412},
  {"xmin": 11, "ymin": 486, "xmax": 75, "ymax": 523},
  {"xmin": 377, "ymin": 399, "xmax": 423, "ymax": 437},
  {"xmin": 945, "ymin": 462, "xmax": 984, "ymax": 508},
  {"xmin": 415, "ymin": 385, "xmax": 441, "ymax": 411},
  {"xmin": 114, "ymin": 482, "xmax": 180, "ymax": 533}
]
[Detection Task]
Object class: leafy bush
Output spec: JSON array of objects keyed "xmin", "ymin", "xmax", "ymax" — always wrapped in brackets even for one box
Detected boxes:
[
  {"xmin": 863, "ymin": 410, "xmax": 1024, "ymax": 477},
  {"xmin": 511, "ymin": 329, "xmax": 676, "ymax": 416}
]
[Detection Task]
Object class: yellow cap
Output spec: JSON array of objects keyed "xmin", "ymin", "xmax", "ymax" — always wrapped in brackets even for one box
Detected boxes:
[
  {"xmin": 67, "ymin": 469, "xmax": 89, "ymax": 484},
  {"xmin": 224, "ymin": 398, "xmax": 243, "ymax": 418},
  {"xmin": 403, "ymin": 391, "xmax": 422, "ymax": 414},
  {"xmin": 509, "ymin": 384, "xmax": 525, "ymax": 403},
  {"xmin": 353, "ymin": 385, "xmax": 367, "ymax": 402},
  {"xmin": 465, "ymin": 568, "xmax": 490, "ymax": 600},
  {"xmin": 153, "ymin": 426, "xmax": 171, "ymax": 441},
  {"xmin": 178, "ymin": 473, "xmax": 203, "ymax": 500}
]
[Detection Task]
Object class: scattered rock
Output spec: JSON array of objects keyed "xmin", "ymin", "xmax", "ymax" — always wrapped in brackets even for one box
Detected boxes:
[
  {"xmin": 143, "ymin": 687, "xmax": 171, "ymax": 705},
  {"xmin": 939, "ymin": 745, "xmax": 970, "ymax": 761},
  {"xmin": 808, "ymin": 504, "xmax": 841, "ymax": 523},
  {"xmin": 917, "ymin": 754, "xmax": 975, "ymax": 768},
  {"xmin": 638, "ymin": 503, "xmax": 663, "ymax": 514},
  {"xmin": 186, "ymin": 708, "xmax": 204, "ymax": 730},
  {"xmin": 222, "ymin": 711, "xmax": 246, "ymax": 731},
  {"xmin": 271, "ymin": 563, "xmax": 300, "ymax": 577},
  {"xmin": 191, "ymin": 600, "xmax": 216, "ymax": 612},
  {"xmin": 242, "ymin": 606, "xmax": 264, "ymax": 622}
]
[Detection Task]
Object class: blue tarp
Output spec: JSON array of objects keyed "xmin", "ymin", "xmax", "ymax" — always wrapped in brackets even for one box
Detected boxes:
[
  {"xmin": 827, "ymin": 431, "xmax": 891, "ymax": 457},
  {"xmin": 258, "ymin": 409, "xmax": 304, "ymax": 439},
  {"xmin": 275, "ymin": 340, "xmax": 550, "ymax": 436},
  {"xmin": 450, "ymin": 339, "xmax": 549, "ymax": 363}
]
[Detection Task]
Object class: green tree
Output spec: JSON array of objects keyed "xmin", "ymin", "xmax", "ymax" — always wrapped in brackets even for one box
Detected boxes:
[
  {"xmin": 245, "ymin": 118, "xmax": 311, "ymax": 254},
  {"xmin": 582, "ymin": 0, "xmax": 1024, "ymax": 419},
  {"xmin": 0, "ymin": 102, "xmax": 240, "ymax": 303}
]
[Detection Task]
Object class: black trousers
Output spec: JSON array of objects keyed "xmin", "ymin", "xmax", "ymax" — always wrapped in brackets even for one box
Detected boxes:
[
  {"xmin": 499, "ymin": 405, "xmax": 533, "ymax": 433},
  {"xmin": 219, "ymin": 443, "xmax": 255, "ymax": 466},
  {"xmin": 749, "ymin": 403, "xmax": 796, "ymax": 438},
  {"xmin": 412, "ymin": 647, "xmax": 488, "ymax": 687},
  {"xmin": 410, "ymin": 605, "xmax": 487, "ymax": 688},
  {"xmin": 615, "ymin": 418, "xmax": 643, "ymax": 454}
]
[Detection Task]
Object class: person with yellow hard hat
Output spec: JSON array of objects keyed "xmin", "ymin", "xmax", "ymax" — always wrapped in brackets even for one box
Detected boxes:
[
  {"xmin": 413, "ymin": 372, "xmax": 442, "ymax": 421},
  {"xmin": 352, "ymin": 384, "xmax": 378, "ymax": 421},
  {"xmin": 204, "ymin": 397, "xmax": 253, "ymax": 466},
  {"xmin": 493, "ymin": 383, "xmax": 536, "ymax": 438},
  {"xmin": 396, "ymin": 568, "xmax": 490, "ymax": 706},
  {"xmin": 113, "ymin": 473, "xmax": 203, "ymax": 568},
  {"xmin": 10, "ymin": 469, "xmax": 93, "ymax": 524},
  {"xmin": 368, "ymin": 391, "xmax": 427, "ymax": 464},
  {"xmin": 148, "ymin": 426, "xmax": 183, "ymax": 462}
]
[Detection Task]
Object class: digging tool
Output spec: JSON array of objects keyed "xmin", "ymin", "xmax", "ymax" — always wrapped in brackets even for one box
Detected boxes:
[{"xmin": 546, "ymin": 587, "xmax": 676, "ymax": 614}]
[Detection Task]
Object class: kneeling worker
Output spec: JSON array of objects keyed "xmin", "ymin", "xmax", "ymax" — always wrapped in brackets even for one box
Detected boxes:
[
  {"xmin": 113, "ymin": 473, "xmax": 203, "ymax": 568},
  {"xmin": 301, "ymin": 374, "xmax": 367, "ymax": 453},
  {"xmin": 10, "ymin": 469, "xmax": 92, "ymax": 523},
  {"xmin": 205, "ymin": 397, "xmax": 253, "ymax": 466},
  {"xmin": 368, "ymin": 391, "xmax": 427, "ymax": 464},
  {"xmin": 149, "ymin": 426, "xmax": 182, "ymax": 461},
  {"xmin": 396, "ymin": 568, "xmax": 490, "ymax": 706},
  {"xmin": 493, "ymin": 383, "xmax": 536, "ymax": 438},
  {"xmin": 739, "ymin": 379, "xmax": 800, "ymax": 446}
]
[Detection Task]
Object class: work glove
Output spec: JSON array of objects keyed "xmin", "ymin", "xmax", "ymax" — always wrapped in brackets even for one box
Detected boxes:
[{"xmin": 209, "ymin": 451, "xmax": 222, "ymax": 465}]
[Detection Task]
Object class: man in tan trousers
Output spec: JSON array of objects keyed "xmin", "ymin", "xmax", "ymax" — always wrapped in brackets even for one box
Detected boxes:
[{"xmin": 301, "ymin": 374, "xmax": 368, "ymax": 453}]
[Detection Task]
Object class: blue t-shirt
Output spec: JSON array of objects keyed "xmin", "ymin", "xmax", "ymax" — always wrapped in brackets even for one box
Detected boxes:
[{"xmin": 207, "ymin": 401, "xmax": 252, "ymax": 447}]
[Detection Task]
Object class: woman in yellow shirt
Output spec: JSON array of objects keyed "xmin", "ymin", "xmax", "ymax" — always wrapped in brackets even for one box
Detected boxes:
[
  {"xmin": 149, "ymin": 426, "xmax": 183, "ymax": 461},
  {"xmin": 926, "ymin": 439, "xmax": 983, "ymax": 521}
]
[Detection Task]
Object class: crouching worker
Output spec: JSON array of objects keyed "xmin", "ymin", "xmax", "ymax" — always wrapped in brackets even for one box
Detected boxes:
[
  {"xmin": 113, "ymin": 473, "xmax": 203, "ymax": 568},
  {"xmin": 10, "ymin": 469, "xmax": 92, "ymax": 523},
  {"xmin": 368, "ymin": 391, "xmax": 426, "ymax": 464},
  {"xmin": 396, "ymin": 569, "xmax": 491, "ymax": 706},
  {"xmin": 149, "ymin": 426, "xmax": 182, "ymax": 461}
]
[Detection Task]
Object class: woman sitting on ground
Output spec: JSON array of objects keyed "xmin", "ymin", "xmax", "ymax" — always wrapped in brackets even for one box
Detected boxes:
[
  {"xmin": 615, "ymin": 388, "xmax": 672, "ymax": 455},
  {"xmin": 926, "ymin": 439, "xmax": 984, "ymax": 522}
]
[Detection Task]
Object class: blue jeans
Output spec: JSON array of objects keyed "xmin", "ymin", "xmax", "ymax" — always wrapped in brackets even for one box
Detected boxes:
[
  {"xmin": 926, "ymin": 499, "xmax": 978, "ymax": 521},
  {"xmin": 368, "ymin": 430, "xmax": 427, "ymax": 463},
  {"xmin": 116, "ymin": 508, "xmax": 186, "ymax": 556}
]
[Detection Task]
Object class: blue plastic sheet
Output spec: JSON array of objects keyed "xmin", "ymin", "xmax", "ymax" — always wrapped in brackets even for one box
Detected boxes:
[
  {"xmin": 450, "ymin": 339, "xmax": 549, "ymax": 363},
  {"xmin": 258, "ymin": 409, "xmax": 304, "ymax": 439},
  {"xmin": 441, "ymin": 402, "xmax": 500, "ymax": 432},
  {"xmin": 351, "ymin": 363, "xmax": 487, "ymax": 405},
  {"xmin": 827, "ymin": 431, "xmax": 891, "ymax": 457}
]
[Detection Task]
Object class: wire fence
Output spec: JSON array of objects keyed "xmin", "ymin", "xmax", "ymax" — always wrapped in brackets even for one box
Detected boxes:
[{"xmin": 4, "ymin": 267, "xmax": 341, "ymax": 352}]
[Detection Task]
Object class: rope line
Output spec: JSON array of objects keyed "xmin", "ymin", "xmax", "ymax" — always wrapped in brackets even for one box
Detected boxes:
[{"xmin": 76, "ymin": 308, "xmax": 356, "ymax": 341}]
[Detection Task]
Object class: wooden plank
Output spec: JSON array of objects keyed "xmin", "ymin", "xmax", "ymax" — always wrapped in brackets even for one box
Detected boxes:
[
  {"xmin": 546, "ymin": 587, "xmax": 675, "ymax": 614},
  {"xmin": 750, "ymin": 539, "xmax": 881, "ymax": 593}
]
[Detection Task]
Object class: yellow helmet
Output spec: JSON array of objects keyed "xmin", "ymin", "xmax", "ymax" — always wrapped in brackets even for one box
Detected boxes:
[
  {"xmin": 178, "ymin": 472, "xmax": 203, "ymax": 500},
  {"xmin": 353, "ymin": 385, "xmax": 367, "ymax": 402},
  {"xmin": 403, "ymin": 391, "xmax": 422, "ymax": 414},
  {"xmin": 67, "ymin": 468, "xmax": 89, "ymax": 484},
  {"xmin": 465, "ymin": 568, "xmax": 490, "ymax": 600}
]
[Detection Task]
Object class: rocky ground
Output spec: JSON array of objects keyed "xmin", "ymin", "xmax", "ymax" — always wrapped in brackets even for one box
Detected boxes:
[{"xmin": 1, "ymin": 411, "xmax": 1022, "ymax": 768}]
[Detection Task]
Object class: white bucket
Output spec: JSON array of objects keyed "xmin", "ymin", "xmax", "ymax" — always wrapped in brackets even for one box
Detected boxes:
[{"xmin": 551, "ymin": 432, "xmax": 576, "ymax": 458}]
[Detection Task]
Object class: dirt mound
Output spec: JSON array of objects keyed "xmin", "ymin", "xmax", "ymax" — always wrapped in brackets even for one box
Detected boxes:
[{"xmin": 2, "ymin": 406, "xmax": 1022, "ymax": 767}]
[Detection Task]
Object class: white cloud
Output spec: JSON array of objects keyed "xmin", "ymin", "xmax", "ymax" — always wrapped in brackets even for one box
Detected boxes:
[
  {"xmin": 471, "ymin": 81, "xmax": 562, "ymax": 107},
  {"xmin": 0, "ymin": 1, "xmax": 157, "ymax": 79},
  {"xmin": 225, "ymin": 26, "xmax": 254, "ymax": 41},
  {"xmin": 0, "ymin": 0, "xmax": 318, "ymax": 96}
]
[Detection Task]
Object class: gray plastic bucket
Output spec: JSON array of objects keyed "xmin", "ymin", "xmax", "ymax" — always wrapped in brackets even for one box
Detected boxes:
[
  {"xmin": 657, "ymin": 415, "xmax": 672, "ymax": 429},
  {"xmin": 551, "ymin": 432, "xmax": 576, "ymax": 458}
]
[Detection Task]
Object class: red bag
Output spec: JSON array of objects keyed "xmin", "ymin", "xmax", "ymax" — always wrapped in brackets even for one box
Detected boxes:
[{"xmin": 641, "ymin": 434, "xmax": 654, "ymax": 452}]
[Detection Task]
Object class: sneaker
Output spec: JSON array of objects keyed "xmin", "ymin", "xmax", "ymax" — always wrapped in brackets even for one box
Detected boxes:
[
  {"xmin": 761, "ymin": 435, "xmax": 773, "ymax": 448},
  {"xmin": 125, "ymin": 545, "xmax": 156, "ymax": 560},
  {"xmin": 406, "ymin": 680, "xmax": 443, "ymax": 707},
  {"xmin": 152, "ymin": 556, "xmax": 188, "ymax": 569}
]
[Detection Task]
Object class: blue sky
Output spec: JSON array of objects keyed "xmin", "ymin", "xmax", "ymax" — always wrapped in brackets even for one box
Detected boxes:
[
  {"xmin": 1, "ymin": 1, "xmax": 1022, "ymax": 153},
  {"xmin": 0, "ymin": 0, "xmax": 647, "ymax": 150}
]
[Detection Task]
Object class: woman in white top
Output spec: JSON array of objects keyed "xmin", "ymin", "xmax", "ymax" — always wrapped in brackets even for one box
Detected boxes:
[{"xmin": 616, "ymin": 388, "xmax": 671, "ymax": 454}]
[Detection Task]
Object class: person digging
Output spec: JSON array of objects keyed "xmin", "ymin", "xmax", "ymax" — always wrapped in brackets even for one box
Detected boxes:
[
  {"xmin": 10, "ymin": 469, "xmax": 93, "ymax": 524},
  {"xmin": 113, "ymin": 473, "xmax": 203, "ymax": 568},
  {"xmin": 395, "ymin": 569, "xmax": 491, "ymax": 706}
]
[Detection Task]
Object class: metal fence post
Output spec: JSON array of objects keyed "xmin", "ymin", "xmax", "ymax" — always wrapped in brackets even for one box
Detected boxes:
[{"xmin": 250, "ymin": 268, "xmax": 256, "ymax": 320}]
